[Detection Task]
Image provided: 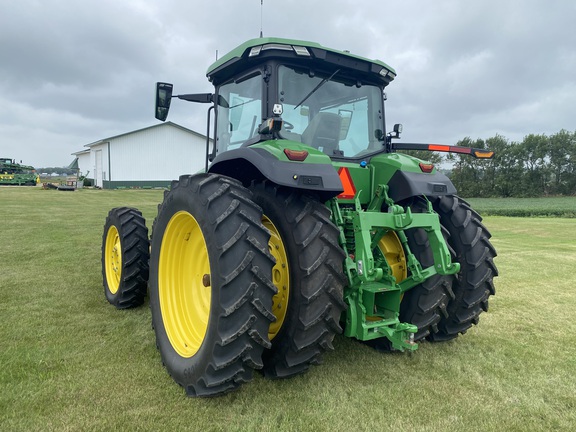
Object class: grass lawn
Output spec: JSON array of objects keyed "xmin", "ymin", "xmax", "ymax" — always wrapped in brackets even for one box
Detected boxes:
[
  {"xmin": 467, "ymin": 196, "xmax": 576, "ymax": 217},
  {"xmin": 1, "ymin": 186, "xmax": 575, "ymax": 431}
]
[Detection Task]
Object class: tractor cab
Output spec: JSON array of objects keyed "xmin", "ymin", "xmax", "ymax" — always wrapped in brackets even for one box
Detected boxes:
[
  {"xmin": 155, "ymin": 37, "xmax": 399, "ymax": 164},
  {"xmin": 206, "ymin": 37, "xmax": 397, "ymax": 160}
]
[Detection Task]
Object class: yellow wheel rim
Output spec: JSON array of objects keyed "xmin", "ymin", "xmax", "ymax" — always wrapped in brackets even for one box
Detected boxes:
[
  {"xmin": 159, "ymin": 211, "xmax": 210, "ymax": 358},
  {"xmin": 367, "ymin": 231, "xmax": 407, "ymax": 321},
  {"xmin": 263, "ymin": 216, "xmax": 290, "ymax": 340},
  {"xmin": 104, "ymin": 225, "xmax": 122, "ymax": 294},
  {"xmin": 377, "ymin": 231, "xmax": 407, "ymax": 283}
]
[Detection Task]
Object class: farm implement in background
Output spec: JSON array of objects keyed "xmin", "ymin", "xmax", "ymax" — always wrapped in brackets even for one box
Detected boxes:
[{"xmin": 0, "ymin": 158, "xmax": 39, "ymax": 186}]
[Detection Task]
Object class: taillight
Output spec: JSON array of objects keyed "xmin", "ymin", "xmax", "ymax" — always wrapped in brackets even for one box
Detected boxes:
[
  {"xmin": 419, "ymin": 162, "xmax": 434, "ymax": 173},
  {"xmin": 283, "ymin": 149, "xmax": 309, "ymax": 161}
]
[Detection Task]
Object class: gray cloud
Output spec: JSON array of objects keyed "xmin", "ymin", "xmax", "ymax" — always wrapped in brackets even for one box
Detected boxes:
[{"xmin": 1, "ymin": 0, "xmax": 574, "ymax": 167}]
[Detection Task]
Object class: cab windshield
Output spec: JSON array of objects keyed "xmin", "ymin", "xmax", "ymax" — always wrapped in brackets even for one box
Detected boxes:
[{"xmin": 278, "ymin": 65, "xmax": 385, "ymax": 158}]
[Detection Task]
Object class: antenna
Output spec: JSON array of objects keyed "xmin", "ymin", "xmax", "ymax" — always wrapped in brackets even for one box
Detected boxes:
[{"xmin": 260, "ymin": 0, "xmax": 263, "ymax": 38}]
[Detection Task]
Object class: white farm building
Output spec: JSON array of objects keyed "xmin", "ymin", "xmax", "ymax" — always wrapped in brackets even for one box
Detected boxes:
[{"xmin": 72, "ymin": 122, "xmax": 208, "ymax": 189}]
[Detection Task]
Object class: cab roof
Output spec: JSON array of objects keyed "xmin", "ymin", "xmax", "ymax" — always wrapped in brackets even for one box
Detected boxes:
[{"xmin": 206, "ymin": 37, "xmax": 397, "ymax": 87}]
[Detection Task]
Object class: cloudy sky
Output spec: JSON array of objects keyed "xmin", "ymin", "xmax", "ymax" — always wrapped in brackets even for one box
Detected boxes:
[{"xmin": 1, "ymin": 0, "xmax": 575, "ymax": 168}]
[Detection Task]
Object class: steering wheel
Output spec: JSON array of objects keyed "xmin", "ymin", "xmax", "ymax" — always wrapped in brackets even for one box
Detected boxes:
[{"xmin": 282, "ymin": 120, "xmax": 294, "ymax": 131}]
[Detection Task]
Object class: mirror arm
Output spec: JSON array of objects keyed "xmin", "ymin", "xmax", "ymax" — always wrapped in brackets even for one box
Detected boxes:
[{"xmin": 176, "ymin": 93, "xmax": 213, "ymax": 103}]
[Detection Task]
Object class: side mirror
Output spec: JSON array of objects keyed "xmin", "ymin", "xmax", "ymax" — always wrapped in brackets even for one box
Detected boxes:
[
  {"xmin": 155, "ymin": 82, "xmax": 173, "ymax": 121},
  {"xmin": 388, "ymin": 123, "xmax": 403, "ymax": 139}
]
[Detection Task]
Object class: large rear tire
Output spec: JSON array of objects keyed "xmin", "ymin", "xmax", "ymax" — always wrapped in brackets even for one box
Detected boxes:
[
  {"xmin": 400, "ymin": 198, "xmax": 452, "ymax": 341},
  {"xmin": 250, "ymin": 181, "xmax": 346, "ymax": 378},
  {"xmin": 101, "ymin": 207, "xmax": 149, "ymax": 309},
  {"xmin": 148, "ymin": 174, "xmax": 276, "ymax": 397},
  {"xmin": 399, "ymin": 233, "xmax": 452, "ymax": 341},
  {"xmin": 429, "ymin": 195, "xmax": 498, "ymax": 341}
]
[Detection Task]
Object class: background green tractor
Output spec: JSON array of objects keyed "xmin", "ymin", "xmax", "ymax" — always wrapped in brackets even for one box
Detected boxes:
[
  {"xmin": 101, "ymin": 37, "xmax": 497, "ymax": 397},
  {"xmin": 0, "ymin": 158, "xmax": 40, "ymax": 186}
]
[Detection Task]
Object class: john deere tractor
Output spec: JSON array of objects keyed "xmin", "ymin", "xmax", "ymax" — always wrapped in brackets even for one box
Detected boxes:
[
  {"xmin": 0, "ymin": 158, "xmax": 40, "ymax": 186},
  {"xmin": 101, "ymin": 37, "xmax": 497, "ymax": 397}
]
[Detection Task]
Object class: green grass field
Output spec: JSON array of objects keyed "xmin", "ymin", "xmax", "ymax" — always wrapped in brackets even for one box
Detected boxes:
[
  {"xmin": 467, "ymin": 196, "xmax": 576, "ymax": 218},
  {"xmin": 1, "ymin": 186, "xmax": 575, "ymax": 431}
]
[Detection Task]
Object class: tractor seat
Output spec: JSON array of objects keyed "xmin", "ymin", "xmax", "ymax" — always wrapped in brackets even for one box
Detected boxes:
[{"xmin": 301, "ymin": 112, "xmax": 342, "ymax": 156}]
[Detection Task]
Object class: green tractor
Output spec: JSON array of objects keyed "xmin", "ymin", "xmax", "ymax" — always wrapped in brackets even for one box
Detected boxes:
[
  {"xmin": 0, "ymin": 158, "xmax": 40, "ymax": 186},
  {"xmin": 102, "ymin": 37, "xmax": 497, "ymax": 397}
]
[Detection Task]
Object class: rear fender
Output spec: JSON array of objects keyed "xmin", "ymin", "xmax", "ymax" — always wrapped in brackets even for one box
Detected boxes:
[
  {"xmin": 386, "ymin": 170, "xmax": 457, "ymax": 202},
  {"xmin": 367, "ymin": 152, "xmax": 457, "ymax": 203},
  {"xmin": 208, "ymin": 147, "xmax": 343, "ymax": 201}
]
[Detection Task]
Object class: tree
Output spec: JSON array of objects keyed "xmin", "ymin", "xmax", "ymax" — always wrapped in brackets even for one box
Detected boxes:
[
  {"xmin": 519, "ymin": 134, "xmax": 548, "ymax": 196},
  {"xmin": 484, "ymin": 135, "xmax": 522, "ymax": 197},
  {"xmin": 547, "ymin": 130, "xmax": 575, "ymax": 195},
  {"xmin": 564, "ymin": 131, "xmax": 576, "ymax": 194},
  {"xmin": 447, "ymin": 137, "xmax": 487, "ymax": 197}
]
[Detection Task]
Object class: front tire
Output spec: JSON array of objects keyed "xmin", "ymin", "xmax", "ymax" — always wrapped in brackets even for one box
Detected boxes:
[
  {"xmin": 250, "ymin": 182, "xmax": 346, "ymax": 378},
  {"xmin": 101, "ymin": 207, "xmax": 149, "ymax": 309},
  {"xmin": 149, "ymin": 174, "xmax": 276, "ymax": 397}
]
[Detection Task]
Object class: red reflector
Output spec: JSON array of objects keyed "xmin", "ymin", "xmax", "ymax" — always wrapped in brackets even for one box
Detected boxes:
[
  {"xmin": 283, "ymin": 149, "xmax": 308, "ymax": 161},
  {"xmin": 337, "ymin": 167, "xmax": 356, "ymax": 199},
  {"xmin": 419, "ymin": 162, "xmax": 434, "ymax": 173}
]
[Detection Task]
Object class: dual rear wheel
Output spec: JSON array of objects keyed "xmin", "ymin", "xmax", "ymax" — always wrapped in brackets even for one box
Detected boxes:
[
  {"xmin": 396, "ymin": 195, "xmax": 497, "ymax": 344},
  {"xmin": 251, "ymin": 181, "xmax": 346, "ymax": 378},
  {"xmin": 365, "ymin": 196, "xmax": 497, "ymax": 349},
  {"xmin": 148, "ymin": 174, "xmax": 276, "ymax": 396},
  {"xmin": 101, "ymin": 174, "xmax": 345, "ymax": 396},
  {"xmin": 102, "ymin": 207, "xmax": 149, "ymax": 309},
  {"xmin": 428, "ymin": 195, "xmax": 498, "ymax": 340}
]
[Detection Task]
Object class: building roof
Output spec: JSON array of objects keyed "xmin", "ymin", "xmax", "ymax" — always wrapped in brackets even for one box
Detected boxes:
[
  {"xmin": 71, "ymin": 149, "xmax": 90, "ymax": 156},
  {"xmin": 83, "ymin": 121, "xmax": 207, "ymax": 148}
]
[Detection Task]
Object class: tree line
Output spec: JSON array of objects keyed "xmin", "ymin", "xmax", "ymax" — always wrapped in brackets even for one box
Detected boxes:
[{"xmin": 442, "ymin": 130, "xmax": 576, "ymax": 197}]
